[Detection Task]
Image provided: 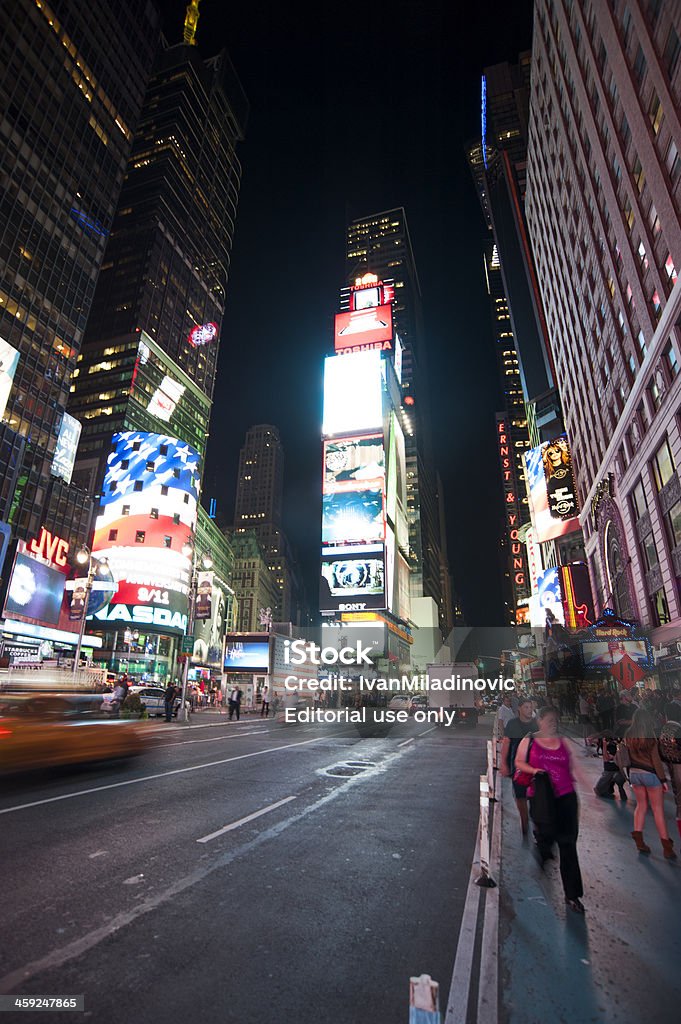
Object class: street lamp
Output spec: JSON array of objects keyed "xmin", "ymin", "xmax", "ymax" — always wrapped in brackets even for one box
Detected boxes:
[
  {"xmin": 177, "ymin": 544, "xmax": 213, "ymax": 722},
  {"xmin": 72, "ymin": 545, "xmax": 108, "ymax": 682}
]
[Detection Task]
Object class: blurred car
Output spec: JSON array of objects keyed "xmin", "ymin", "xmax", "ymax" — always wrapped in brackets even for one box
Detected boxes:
[
  {"xmin": 0, "ymin": 692, "xmax": 146, "ymax": 774},
  {"xmin": 409, "ymin": 694, "xmax": 428, "ymax": 714},
  {"xmin": 453, "ymin": 705, "xmax": 479, "ymax": 728},
  {"xmin": 387, "ymin": 695, "xmax": 411, "ymax": 713},
  {"xmin": 128, "ymin": 685, "xmax": 181, "ymax": 717}
]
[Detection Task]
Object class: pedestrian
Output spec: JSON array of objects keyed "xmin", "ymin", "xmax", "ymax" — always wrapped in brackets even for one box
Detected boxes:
[
  {"xmin": 228, "ymin": 684, "xmax": 242, "ymax": 721},
  {"xmin": 261, "ymin": 685, "xmax": 270, "ymax": 718},
  {"xmin": 596, "ymin": 687, "xmax": 616, "ymax": 733},
  {"xmin": 624, "ymin": 708, "xmax": 676, "ymax": 859},
  {"xmin": 215, "ymin": 686, "xmax": 223, "ymax": 711},
  {"xmin": 500, "ymin": 696, "xmax": 538, "ymax": 837},
  {"xmin": 497, "ymin": 693, "xmax": 516, "ymax": 738},
  {"xmin": 164, "ymin": 681, "xmax": 176, "ymax": 722},
  {"xmin": 593, "ymin": 731, "xmax": 628, "ymax": 801},
  {"xmin": 108, "ymin": 678, "xmax": 126, "ymax": 718},
  {"xmin": 515, "ymin": 706, "xmax": 586, "ymax": 913},
  {"xmin": 578, "ymin": 691, "xmax": 592, "ymax": 748},
  {"xmin": 615, "ymin": 690, "xmax": 637, "ymax": 737}
]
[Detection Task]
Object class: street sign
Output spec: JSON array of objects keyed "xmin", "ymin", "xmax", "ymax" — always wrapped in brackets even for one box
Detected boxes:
[
  {"xmin": 181, "ymin": 636, "xmax": 194, "ymax": 654},
  {"xmin": 610, "ymin": 653, "xmax": 646, "ymax": 688}
]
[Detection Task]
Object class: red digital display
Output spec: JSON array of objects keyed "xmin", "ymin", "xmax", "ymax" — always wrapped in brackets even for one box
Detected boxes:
[{"xmin": 334, "ymin": 304, "xmax": 393, "ymax": 353}]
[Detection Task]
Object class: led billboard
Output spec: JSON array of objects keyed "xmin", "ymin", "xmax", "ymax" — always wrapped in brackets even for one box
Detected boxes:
[
  {"xmin": 322, "ymin": 488, "xmax": 385, "ymax": 546},
  {"xmin": 561, "ymin": 562, "xmax": 594, "ymax": 629},
  {"xmin": 334, "ymin": 304, "xmax": 393, "ymax": 353},
  {"xmin": 52, "ymin": 412, "xmax": 81, "ymax": 485},
  {"xmin": 322, "ymin": 350, "xmax": 383, "ymax": 436},
  {"xmin": 529, "ymin": 566, "xmax": 565, "ymax": 628},
  {"xmin": 3, "ymin": 551, "xmax": 66, "ymax": 626},
  {"xmin": 323, "ymin": 435, "xmax": 384, "ymax": 492},
  {"xmin": 524, "ymin": 434, "xmax": 580, "ymax": 542},
  {"xmin": 224, "ymin": 639, "xmax": 270, "ymax": 672},
  {"xmin": 148, "ymin": 376, "xmax": 185, "ymax": 423},
  {"xmin": 92, "ymin": 432, "xmax": 200, "ymax": 634},
  {"xmin": 0, "ymin": 336, "xmax": 20, "ymax": 421},
  {"xmin": 581, "ymin": 639, "xmax": 652, "ymax": 670},
  {"xmin": 187, "ymin": 322, "xmax": 218, "ymax": 348},
  {"xmin": 320, "ymin": 544, "xmax": 386, "ymax": 612},
  {"xmin": 192, "ymin": 583, "xmax": 225, "ymax": 667}
]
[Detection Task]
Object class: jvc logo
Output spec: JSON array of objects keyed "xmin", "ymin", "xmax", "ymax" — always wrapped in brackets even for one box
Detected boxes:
[{"xmin": 284, "ymin": 639, "xmax": 374, "ymax": 666}]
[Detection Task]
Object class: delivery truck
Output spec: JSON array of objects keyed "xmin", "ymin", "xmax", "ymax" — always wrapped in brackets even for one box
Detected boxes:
[{"xmin": 426, "ymin": 663, "xmax": 481, "ymax": 727}]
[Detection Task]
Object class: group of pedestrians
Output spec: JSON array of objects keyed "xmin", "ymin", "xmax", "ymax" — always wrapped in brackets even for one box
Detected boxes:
[{"xmin": 498, "ymin": 685, "xmax": 681, "ymax": 917}]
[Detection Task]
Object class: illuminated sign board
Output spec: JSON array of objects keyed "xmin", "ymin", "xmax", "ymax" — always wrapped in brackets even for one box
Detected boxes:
[
  {"xmin": 192, "ymin": 581, "xmax": 225, "ymax": 667},
  {"xmin": 322, "ymin": 350, "xmax": 383, "ymax": 436},
  {"xmin": 334, "ymin": 304, "xmax": 393, "ymax": 353},
  {"xmin": 322, "ymin": 488, "xmax": 385, "ymax": 546},
  {"xmin": 28, "ymin": 527, "xmax": 70, "ymax": 567},
  {"xmin": 529, "ymin": 567, "xmax": 565, "ymax": 628},
  {"xmin": 224, "ymin": 639, "xmax": 270, "ymax": 672},
  {"xmin": 560, "ymin": 562, "xmax": 594, "ymax": 629},
  {"xmin": 92, "ymin": 431, "xmax": 200, "ymax": 635},
  {"xmin": 0, "ymin": 336, "xmax": 20, "ymax": 421},
  {"xmin": 581, "ymin": 639, "xmax": 652, "ymax": 670},
  {"xmin": 496, "ymin": 416, "xmax": 528, "ymax": 612},
  {"xmin": 147, "ymin": 376, "xmax": 185, "ymax": 423},
  {"xmin": 52, "ymin": 412, "xmax": 81, "ymax": 485},
  {"xmin": 350, "ymin": 275, "xmax": 395, "ymax": 309},
  {"xmin": 187, "ymin": 322, "xmax": 218, "ymax": 348},
  {"xmin": 323, "ymin": 435, "xmax": 384, "ymax": 493},
  {"xmin": 3, "ymin": 549, "xmax": 67, "ymax": 626},
  {"xmin": 524, "ymin": 434, "xmax": 580, "ymax": 542},
  {"xmin": 320, "ymin": 544, "xmax": 386, "ymax": 613}
]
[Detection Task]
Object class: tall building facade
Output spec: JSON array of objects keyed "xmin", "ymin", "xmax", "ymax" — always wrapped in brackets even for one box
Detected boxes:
[
  {"xmin": 71, "ymin": 27, "xmax": 248, "ymax": 496},
  {"xmin": 345, "ymin": 209, "xmax": 452, "ymax": 638},
  {"xmin": 526, "ymin": 0, "xmax": 681, "ymax": 660},
  {"xmin": 232, "ymin": 424, "xmax": 304, "ymax": 624},
  {"xmin": 228, "ymin": 529, "xmax": 279, "ymax": 633},
  {"xmin": 0, "ymin": 0, "xmax": 160, "ymax": 548}
]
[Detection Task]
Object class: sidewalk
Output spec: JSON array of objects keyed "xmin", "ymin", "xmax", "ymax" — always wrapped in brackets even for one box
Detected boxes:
[{"xmin": 497, "ymin": 737, "xmax": 681, "ymax": 1024}]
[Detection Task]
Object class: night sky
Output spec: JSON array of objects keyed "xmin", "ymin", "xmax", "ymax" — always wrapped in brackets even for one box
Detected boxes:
[{"xmin": 159, "ymin": 0, "xmax": 535, "ymax": 624}]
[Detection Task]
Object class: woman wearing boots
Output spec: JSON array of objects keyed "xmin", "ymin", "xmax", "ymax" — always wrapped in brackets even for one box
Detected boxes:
[{"xmin": 624, "ymin": 708, "xmax": 676, "ymax": 860}]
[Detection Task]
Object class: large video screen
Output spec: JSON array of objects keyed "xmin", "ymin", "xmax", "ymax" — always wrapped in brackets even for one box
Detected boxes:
[
  {"xmin": 524, "ymin": 435, "xmax": 580, "ymax": 542},
  {"xmin": 92, "ymin": 431, "xmax": 200, "ymax": 634},
  {"xmin": 223, "ymin": 640, "xmax": 270, "ymax": 671},
  {"xmin": 3, "ymin": 551, "xmax": 66, "ymax": 626},
  {"xmin": 322, "ymin": 351, "xmax": 383, "ymax": 436},
  {"xmin": 581, "ymin": 639, "xmax": 653, "ymax": 670},
  {"xmin": 320, "ymin": 545, "xmax": 386, "ymax": 612},
  {"xmin": 323, "ymin": 435, "xmax": 384, "ymax": 492},
  {"xmin": 322, "ymin": 488, "xmax": 385, "ymax": 546},
  {"xmin": 334, "ymin": 304, "xmax": 393, "ymax": 352}
]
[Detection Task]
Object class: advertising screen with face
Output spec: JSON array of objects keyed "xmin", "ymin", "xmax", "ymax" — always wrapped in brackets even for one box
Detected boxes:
[
  {"xmin": 224, "ymin": 640, "xmax": 270, "ymax": 671},
  {"xmin": 524, "ymin": 434, "xmax": 580, "ymax": 542},
  {"xmin": 322, "ymin": 488, "xmax": 385, "ymax": 546},
  {"xmin": 529, "ymin": 567, "xmax": 565, "ymax": 627},
  {"xmin": 193, "ymin": 584, "xmax": 226, "ymax": 666},
  {"xmin": 581, "ymin": 639, "xmax": 652, "ymax": 670},
  {"xmin": 333, "ymin": 304, "xmax": 393, "ymax": 352},
  {"xmin": 92, "ymin": 432, "xmax": 200, "ymax": 634},
  {"xmin": 3, "ymin": 552, "xmax": 66, "ymax": 626},
  {"xmin": 323, "ymin": 435, "xmax": 384, "ymax": 493},
  {"xmin": 320, "ymin": 545, "xmax": 386, "ymax": 612},
  {"xmin": 322, "ymin": 350, "xmax": 383, "ymax": 436}
]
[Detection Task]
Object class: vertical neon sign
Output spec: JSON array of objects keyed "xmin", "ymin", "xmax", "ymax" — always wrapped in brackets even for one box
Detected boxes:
[{"xmin": 481, "ymin": 75, "xmax": 488, "ymax": 168}]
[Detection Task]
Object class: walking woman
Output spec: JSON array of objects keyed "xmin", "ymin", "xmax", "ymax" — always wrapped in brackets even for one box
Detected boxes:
[
  {"xmin": 624, "ymin": 708, "xmax": 677, "ymax": 859},
  {"xmin": 515, "ymin": 706, "xmax": 585, "ymax": 914}
]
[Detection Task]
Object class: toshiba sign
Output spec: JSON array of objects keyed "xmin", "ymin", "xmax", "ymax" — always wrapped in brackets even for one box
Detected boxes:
[{"xmin": 334, "ymin": 304, "xmax": 393, "ymax": 353}]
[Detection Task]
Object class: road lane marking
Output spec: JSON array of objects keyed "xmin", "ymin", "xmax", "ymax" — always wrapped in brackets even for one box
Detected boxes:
[
  {"xmin": 151, "ymin": 729, "xmax": 269, "ymax": 749},
  {"xmin": 0, "ymin": 736, "xmax": 328, "ymax": 817},
  {"xmin": 418, "ymin": 726, "xmax": 437, "ymax": 737},
  {"xmin": 0, "ymin": 744, "xmax": 415, "ymax": 994},
  {"xmin": 197, "ymin": 795, "xmax": 297, "ymax": 843},
  {"xmin": 398, "ymin": 737, "xmax": 414, "ymax": 747}
]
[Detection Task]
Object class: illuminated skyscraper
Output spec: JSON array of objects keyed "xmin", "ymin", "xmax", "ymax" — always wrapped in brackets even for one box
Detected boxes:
[
  {"xmin": 70, "ymin": 16, "xmax": 248, "ymax": 495},
  {"xmin": 0, "ymin": 0, "xmax": 160, "ymax": 548},
  {"xmin": 345, "ymin": 209, "xmax": 452, "ymax": 637}
]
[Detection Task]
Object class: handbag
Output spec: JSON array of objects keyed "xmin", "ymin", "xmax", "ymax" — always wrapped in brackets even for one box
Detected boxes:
[{"xmin": 513, "ymin": 736, "xmax": 535, "ymax": 787}]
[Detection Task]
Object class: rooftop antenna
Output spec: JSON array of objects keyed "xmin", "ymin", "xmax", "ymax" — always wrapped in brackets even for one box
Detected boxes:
[{"xmin": 183, "ymin": 0, "xmax": 200, "ymax": 46}]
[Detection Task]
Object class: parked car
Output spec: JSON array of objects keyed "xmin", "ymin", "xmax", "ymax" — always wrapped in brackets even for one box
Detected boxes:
[
  {"xmin": 387, "ymin": 695, "xmax": 412, "ymax": 713},
  {"xmin": 0, "ymin": 693, "xmax": 146, "ymax": 773},
  {"xmin": 128, "ymin": 685, "xmax": 181, "ymax": 718}
]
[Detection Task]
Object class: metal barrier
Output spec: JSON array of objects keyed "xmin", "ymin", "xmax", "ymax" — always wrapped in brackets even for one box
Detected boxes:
[
  {"xmin": 475, "ymin": 775, "xmax": 497, "ymax": 888},
  {"xmin": 1, "ymin": 665, "xmax": 108, "ymax": 691}
]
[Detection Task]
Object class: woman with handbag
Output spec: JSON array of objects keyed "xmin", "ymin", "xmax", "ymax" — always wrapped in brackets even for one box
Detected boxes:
[
  {"xmin": 515, "ymin": 706, "xmax": 585, "ymax": 914},
  {"xmin": 624, "ymin": 708, "xmax": 676, "ymax": 859}
]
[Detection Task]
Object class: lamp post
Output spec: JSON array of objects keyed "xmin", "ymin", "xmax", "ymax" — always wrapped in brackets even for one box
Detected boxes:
[
  {"xmin": 178, "ymin": 545, "xmax": 213, "ymax": 723},
  {"xmin": 72, "ymin": 546, "xmax": 108, "ymax": 682}
]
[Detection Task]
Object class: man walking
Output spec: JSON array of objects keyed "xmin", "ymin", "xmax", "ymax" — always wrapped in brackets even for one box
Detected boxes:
[
  {"xmin": 261, "ymin": 685, "xmax": 270, "ymax": 718},
  {"xmin": 228, "ymin": 685, "xmax": 242, "ymax": 721},
  {"xmin": 497, "ymin": 693, "xmax": 516, "ymax": 738},
  {"xmin": 164, "ymin": 681, "xmax": 176, "ymax": 722},
  {"xmin": 500, "ymin": 697, "xmax": 538, "ymax": 837}
]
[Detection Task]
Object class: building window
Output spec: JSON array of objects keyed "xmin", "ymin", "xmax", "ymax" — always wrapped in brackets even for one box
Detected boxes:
[
  {"xmin": 631, "ymin": 478, "xmax": 647, "ymax": 520},
  {"xmin": 150, "ymin": 508, "xmax": 159, "ymax": 520},
  {"xmin": 108, "ymin": 529, "xmax": 118, "ymax": 542},
  {"xmin": 648, "ymin": 92, "xmax": 663, "ymax": 134},
  {"xmin": 652, "ymin": 436, "xmax": 675, "ymax": 490},
  {"xmin": 121, "ymin": 460, "xmax": 129, "ymax": 470},
  {"xmin": 134, "ymin": 480, "xmax": 143, "ymax": 492},
  {"xmin": 146, "ymin": 460, "xmax": 155, "ymax": 472},
  {"xmin": 667, "ymin": 140, "xmax": 681, "ymax": 184},
  {"xmin": 664, "ymin": 338, "xmax": 680, "ymax": 377},
  {"xmin": 173, "ymin": 513, "xmax": 180, "ymax": 525},
  {"xmin": 163, "ymin": 536, "xmax": 172, "ymax": 548},
  {"xmin": 633, "ymin": 45, "xmax": 647, "ymax": 84},
  {"xmin": 652, "ymin": 289, "xmax": 662, "ymax": 319},
  {"xmin": 665, "ymin": 499, "xmax": 681, "ymax": 548},
  {"xmin": 135, "ymin": 531, "xmax": 146, "ymax": 544},
  {"xmin": 122, "ymin": 505, "xmax": 130, "ymax": 516},
  {"xmin": 648, "ymin": 377, "xmax": 662, "ymax": 410},
  {"xmin": 161, "ymin": 485, "xmax": 169, "ymax": 496},
  {"xmin": 642, "ymin": 533, "xmax": 659, "ymax": 571},
  {"xmin": 133, "ymin": 441, "xmax": 141, "ymax": 452},
  {"xmin": 665, "ymin": 254, "xmax": 678, "ymax": 282},
  {"xmin": 652, "ymin": 588, "xmax": 671, "ymax": 626},
  {"xmin": 664, "ymin": 27, "xmax": 681, "ymax": 80},
  {"xmin": 637, "ymin": 330, "xmax": 647, "ymax": 357}
]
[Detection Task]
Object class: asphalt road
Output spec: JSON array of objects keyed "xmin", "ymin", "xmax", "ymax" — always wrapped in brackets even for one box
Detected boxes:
[{"xmin": 0, "ymin": 714, "xmax": 490, "ymax": 1023}]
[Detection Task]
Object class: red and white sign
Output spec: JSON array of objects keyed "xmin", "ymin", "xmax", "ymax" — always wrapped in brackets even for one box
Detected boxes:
[
  {"xmin": 187, "ymin": 322, "xmax": 218, "ymax": 348},
  {"xmin": 334, "ymin": 304, "xmax": 393, "ymax": 353}
]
